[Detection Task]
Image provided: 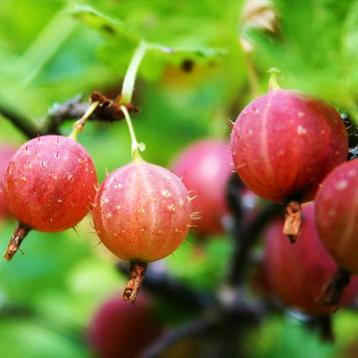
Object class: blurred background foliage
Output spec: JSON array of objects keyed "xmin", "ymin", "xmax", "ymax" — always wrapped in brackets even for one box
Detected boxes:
[{"xmin": 0, "ymin": 0, "xmax": 357, "ymax": 357}]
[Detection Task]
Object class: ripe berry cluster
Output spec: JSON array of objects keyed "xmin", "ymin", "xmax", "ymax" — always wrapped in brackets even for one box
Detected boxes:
[
  {"xmin": 0, "ymin": 85, "xmax": 356, "ymax": 314},
  {"xmin": 1, "ymin": 107, "xmax": 193, "ymax": 303}
]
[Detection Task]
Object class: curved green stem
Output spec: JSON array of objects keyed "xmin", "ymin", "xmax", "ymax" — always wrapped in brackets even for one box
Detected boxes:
[
  {"xmin": 69, "ymin": 101, "xmax": 99, "ymax": 140},
  {"xmin": 119, "ymin": 40, "xmax": 148, "ymax": 105},
  {"xmin": 117, "ymin": 40, "xmax": 174, "ymax": 157},
  {"xmin": 120, "ymin": 105, "xmax": 144, "ymax": 161}
]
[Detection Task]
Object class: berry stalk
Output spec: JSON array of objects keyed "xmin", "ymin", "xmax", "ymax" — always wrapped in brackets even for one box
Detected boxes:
[
  {"xmin": 283, "ymin": 200, "xmax": 302, "ymax": 242},
  {"xmin": 123, "ymin": 261, "xmax": 147, "ymax": 303},
  {"xmin": 120, "ymin": 105, "xmax": 144, "ymax": 161},
  {"xmin": 69, "ymin": 101, "xmax": 100, "ymax": 140},
  {"xmin": 268, "ymin": 68, "xmax": 281, "ymax": 91},
  {"xmin": 118, "ymin": 40, "xmax": 172, "ymax": 105},
  {"xmin": 3, "ymin": 224, "xmax": 31, "ymax": 261}
]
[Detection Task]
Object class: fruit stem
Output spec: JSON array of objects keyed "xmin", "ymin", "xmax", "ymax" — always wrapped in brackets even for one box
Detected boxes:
[
  {"xmin": 69, "ymin": 101, "xmax": 99, "ymax": 140},
  {"xmin": 283, "ymin": 200, "xmax": 302, "ymax": 242},
  {"xmin": 317, "ymin": 267, "xmax": 351, "ymax": 312},
  {"xmin": 3, "ymin": 223, "xmax": 31, "ymax": 261},
  {"xmin": 119, "ymin": 40, "xmax": 148, "ymax": 105},
  {"xmin": 120, "ymin": 105, "xmax": 144, "ymax": 161},
  {"xmin": 123, "ymin": 261, "xmax": 147, "ymax": 303},
  {"xmin": 268, "ymin": 68, "xmax": 281, "ymax": 91},
  {"xmin": 318, "ymin": 316, "xmax": 335, "ymax": 343}
]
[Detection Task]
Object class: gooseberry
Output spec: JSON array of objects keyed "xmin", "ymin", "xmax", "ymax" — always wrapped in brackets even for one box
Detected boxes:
[
  {"xmin": 172, "ymin": 140, "xmax": 232, "ymax": 236},
  {"xmin": 4, "ymin": 135, "xmax": 97, "ymax": 259},
  {"xmin": 264, "ymin": 203, "xmax": 357, "ymax": 315},
  {"xmin": 315, "ymin": 159, "xmax": 358, "ymax": 273},
  {"xmin": 0, "ymin": 146, "xmax": 16, "ymax": 218},
  {"xmin": 88, "ymin": 294, "xmax": 162, "ymax": 358},
  {"xmin": 231, "ymin": 89, "xmax": 348, "ymax": 241},
  {"xmin": 92, "ymin": 160, "xmax": 192, "ymax": 303},
  {"xmin": 315, "ymin": 159, "xmax": 358, "ymax": 307}
]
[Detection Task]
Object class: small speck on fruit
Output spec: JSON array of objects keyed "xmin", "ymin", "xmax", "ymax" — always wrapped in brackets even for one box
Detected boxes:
[
  {"xmin": 161, "ymin": 190, "xmax": 171, "ymax": 198},
  {"xmin": 297, "ymin": 125, "xmax": 307, "ymax": 135},
  {"xmin": 335, "ymin": 180, "xmax": 348, "ymax": 191},
  {"xmin": 167, "ymin": 204, "xmax": 176, "ymax": 212}
]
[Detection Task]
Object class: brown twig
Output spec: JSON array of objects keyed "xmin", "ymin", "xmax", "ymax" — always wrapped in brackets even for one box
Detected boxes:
[
  {"xmin": 317, "ymin": 267, "xmax": 351, "ymax": 312},
  {"xmin": 46, "ymin": 95, "xmax": 90, "ymax": 134},
  {"xmin": 307, "ymin": 315, "xmax": 335, "ymax": 342},
  {"xmin": 46, "ymin": 92, "xmax": 140, "ymax": 134},
  {"xmin": 141, "ymin": 317, "xmax": 217, "ymax": 358},
  {"xmin": 227, "ymin": 202, "xmax": 281, "ymax": 286},
  {"xmin": 0, "ymin": 103, "xmax": 41, "ymax": 138},
  {"xmin": 142, "ymin": 296, "xmax": 266, "ymax": 358},
  {"xmin": 90, "ymin": 91, "xmax": 139, "ymax": 121}
]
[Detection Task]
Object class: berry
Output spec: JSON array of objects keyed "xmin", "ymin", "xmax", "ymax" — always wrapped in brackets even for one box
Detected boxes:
[
  {"xmin": 231, "ymin": 89, "xmax": 348, "ymax": 240},
  {"xmin": 0, "ymin": 146, "xmax": 16, "ymax": 218},
  {"xmin": 264, "ymin": 203, "xmax": 358, "ymax": 315},
  {"xmin": 172, "ymin": 140, "xmax": 232, "ymax": 236},
  {"xmin": 4, "ymin": 135, "xmax": 97, "ymax": 259},
  {"xmin": 315, "ymin": 160, "xmax": 358, "ymax": 274},
  {"xmin": 88, "ymin": 295, "xmax": 162, "ymax": 358},
  {"xmin": 92, "ymin": 160, "xmax": 192, "ymax": 302}
]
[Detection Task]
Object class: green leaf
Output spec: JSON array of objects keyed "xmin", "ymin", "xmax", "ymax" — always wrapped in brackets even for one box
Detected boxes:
[{"xmin": 67, "ymin": 3, "xmax": 139, "ymax": 41}]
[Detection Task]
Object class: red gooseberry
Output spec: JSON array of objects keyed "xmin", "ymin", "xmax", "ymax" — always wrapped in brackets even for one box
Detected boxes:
[
  {"xmin": 4, "ymin": 135, "xmax": 97, "ymax": 260},
  {"xmin": 264, "ymin": 203, "xmax": 358, "ymax": 315},
  {"xmin": 172, "ymin": 140, "xmax": 232, "ymax": 237},
  {"xmin": 315, "ymin": 159, "xmax": 358, "ymax": 273},
  {"xmin": 92, "ymin": 160, "xmax": 192, "ymax": 303},
  {"xmin": 231, "ymin": 89, "xmax": 348, "ymax": 241},
  {"xmin": 315, "ymin": 159, "xmax": 358, "ymax": 307},
  {"xmin": 0, "ymin": 146, "xmax": 16, "ymax": 218},
  {"xmin": 88, "ymin": 294, "xmax": 163, "ymax": 358}
]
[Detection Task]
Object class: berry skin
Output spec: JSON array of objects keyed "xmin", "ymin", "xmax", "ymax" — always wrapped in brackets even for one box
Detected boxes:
[
  {"xmin": 315, "ymin": 159, "xmax": 358, "ymax": 274},
  {"xmin": 93, "ymin": 161, "xmax": 192, "ymax": 263},
  {"xmin": 172, "ymin": 140, "xmax": 232, "ymax": 236},
  {"xmin": 0, "ymin": 146, "xmax": 16, "ymax": 218},
  {"xmin": 264, "ymin": 203, "xmax": 358, "ymax": 315},
  {"xmin": 231, "ymin": 89, "xmax": 348, "ymax": 239},
  {"xmin": 5, "ymin": 135, "xmax": 97, "ymax": 232},
  {"xmin": 88, "ymin": 295, "xmax": 162, "ymax": 358}
]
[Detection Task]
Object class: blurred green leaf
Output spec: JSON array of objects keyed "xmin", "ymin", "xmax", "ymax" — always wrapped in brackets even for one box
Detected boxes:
[
  {"xmin": 247, "ymin": 0, "xmax": 358, "ymax": 123},
  {"xmin": 0, "ymin": 318, "xmax": 87, "ymax": 358},
  {"xmin": 68, "ymin": 3, "xmax": 139, "ymax": 41},
  {"xmin": 0, "ymin": 222, "xmax": 90, "ymax": 303},
  {"xmin": 168, "ymin": 235, "xmax": 232, "ymax": 290},
  {"xmin": 250, "ymin": 315, "xmax": 335, "ymax": 358}
]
